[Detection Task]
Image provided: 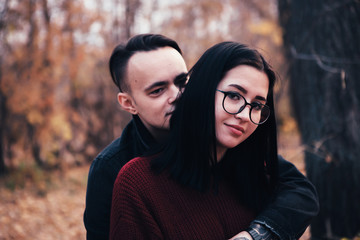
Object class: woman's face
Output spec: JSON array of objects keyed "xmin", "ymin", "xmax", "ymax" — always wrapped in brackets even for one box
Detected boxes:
[{"xmin": 215, "ymin": 65, "xmax": 269, "ymax": 161}]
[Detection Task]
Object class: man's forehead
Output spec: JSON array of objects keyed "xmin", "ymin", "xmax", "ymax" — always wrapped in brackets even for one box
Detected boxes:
[
  {"xmin": 129, "ymin": 47, "xmax": 181, "ymax": 65},
  {"xmin": 127, "ymin": 47, "xmax": 187, "ymax": 90}
]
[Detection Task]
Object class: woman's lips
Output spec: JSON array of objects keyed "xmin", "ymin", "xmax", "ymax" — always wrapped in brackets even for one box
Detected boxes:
[{"xmin": 225, "ymin": 123, "xmax": 244, "ymax": 136}]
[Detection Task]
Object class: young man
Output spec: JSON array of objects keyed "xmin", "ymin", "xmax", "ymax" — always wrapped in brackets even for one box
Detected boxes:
[{"xmin": 84, "ymin": 34, "xmax": 319, "ymax": 240}]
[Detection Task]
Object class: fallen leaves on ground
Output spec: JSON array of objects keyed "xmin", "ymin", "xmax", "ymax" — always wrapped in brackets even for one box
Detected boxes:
[{"xmin": 0, "ymin": 166, "xmax": 89, "ymax": 240}]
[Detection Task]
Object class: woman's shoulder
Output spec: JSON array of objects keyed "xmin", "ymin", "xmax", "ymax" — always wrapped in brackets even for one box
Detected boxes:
[
  {"xmin": 113, "ymin": 155, "xmax": 167, "ymax": 200},
  {"xmin": 118, "ymin": 156, "xmax": 152, "ymax": 179},
  {"xmin": 115, "ymin": 155, "xmax": 160, "ymax": 189},
  {"xmin": 122, "ymin": 155, "xmax": 151, "ymax": 171}
]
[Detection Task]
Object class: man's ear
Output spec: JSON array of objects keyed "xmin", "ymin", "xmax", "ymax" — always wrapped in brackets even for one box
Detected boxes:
[{"xmin": 117, "ymin": 92, "xmax": 138, "ymax": 115}]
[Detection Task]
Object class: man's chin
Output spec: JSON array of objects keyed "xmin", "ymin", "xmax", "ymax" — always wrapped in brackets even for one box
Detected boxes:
[
  {"xmin": 163, "ymin": 115, "xmax": 172, "ymax": 128},
  {"xmin": 162, "ymin": 122, "xmax": 170, "ymax": 130}
]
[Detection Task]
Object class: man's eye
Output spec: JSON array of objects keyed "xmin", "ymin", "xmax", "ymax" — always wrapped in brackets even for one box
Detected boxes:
[
  {"xmin": 150, "ymin": 88, "xmax": 164, "ymax": 95},
  {"xmin": 175, "ymin": 77, "xmax": 188, "ymax": 89},
  {"xmin": 174, "ymin": 73, "xmax": 189, "ymax": 90}
]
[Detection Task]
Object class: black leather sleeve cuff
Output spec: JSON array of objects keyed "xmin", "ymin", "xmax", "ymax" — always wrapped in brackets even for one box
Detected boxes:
[{"xmin": 247, "ymin": 223, "xmax": 279, "ymax": 240}]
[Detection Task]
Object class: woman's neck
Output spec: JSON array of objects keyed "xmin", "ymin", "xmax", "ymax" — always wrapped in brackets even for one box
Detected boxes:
[{"xmin": 216, "ymin": 146, "xmax": 227, "ymax": 162}]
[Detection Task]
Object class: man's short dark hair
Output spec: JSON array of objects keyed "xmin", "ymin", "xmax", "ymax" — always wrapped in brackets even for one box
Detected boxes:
[{"xmin": 109, "ymin": 34, "xmax": 182, "ymax": 92}]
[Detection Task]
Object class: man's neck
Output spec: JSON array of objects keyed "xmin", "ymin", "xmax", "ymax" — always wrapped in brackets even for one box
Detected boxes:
[
  {"xmin": 148, "ymin": 127, "xmax": 170, "ymax": 143},
  {"xmin": 138, "ymin": 119, "xmax": 170, "ymax": 143}
]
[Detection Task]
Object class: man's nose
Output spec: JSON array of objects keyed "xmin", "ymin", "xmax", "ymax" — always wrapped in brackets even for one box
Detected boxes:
[{"xmin": 168, "ymin": 84, "xmax": 181, "ymax": 104}]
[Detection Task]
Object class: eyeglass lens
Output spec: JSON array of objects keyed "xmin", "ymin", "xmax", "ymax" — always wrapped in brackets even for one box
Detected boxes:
[{"xmin": 223, "ymin": 93, "xmax": 269, "ymax": 124}]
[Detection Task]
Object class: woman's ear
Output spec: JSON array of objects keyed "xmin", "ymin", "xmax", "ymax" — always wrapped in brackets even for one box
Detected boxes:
[{"xmin": 117, "ymin": 92, "xmax": 138, "ymax": 115}]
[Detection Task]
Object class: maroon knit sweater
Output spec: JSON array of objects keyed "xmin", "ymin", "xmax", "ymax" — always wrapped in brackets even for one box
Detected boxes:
[{"xmin": 110, "ymin": 157, "xmax": 255, "ymax": 240}]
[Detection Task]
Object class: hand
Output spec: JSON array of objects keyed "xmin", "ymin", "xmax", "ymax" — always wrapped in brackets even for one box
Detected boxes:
[{"xmin": 229, "ymin": 231, "xmax": 253, "ymax": 240}]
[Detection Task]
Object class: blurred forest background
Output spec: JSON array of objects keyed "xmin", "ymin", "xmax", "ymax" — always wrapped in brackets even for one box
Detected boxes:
[{"xmin": 0, "ymin": 0, "xmax": 359, "ymax": 239}]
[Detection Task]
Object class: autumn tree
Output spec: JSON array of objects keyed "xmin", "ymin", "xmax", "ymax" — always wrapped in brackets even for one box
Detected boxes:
[
  {"xmin": 1, "ymin": 0, "xmax": 283, "ymax": 178},
  {"xmin": 278, "ymin": 0, "xmax": 360, "ymax": 238},
  {"xmin": 0, "ymin": 0, "xmax": 104, "ymax": 171},
  {"xmin": 0, "ymin": 0, "xmax": 146, "ymax": 173},
  {"xmin": 155, "ymin": 0, "xmax": 280, "ymax": 70}
]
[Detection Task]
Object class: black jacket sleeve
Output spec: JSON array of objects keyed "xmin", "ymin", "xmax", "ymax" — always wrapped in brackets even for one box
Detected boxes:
[
  {"xmin": 250, "ymin": 156, "xmax": 319, "ymax": 240},
  {"xmin": 83, "ymin": 155, "xmax": 118, "ymax": 240}
]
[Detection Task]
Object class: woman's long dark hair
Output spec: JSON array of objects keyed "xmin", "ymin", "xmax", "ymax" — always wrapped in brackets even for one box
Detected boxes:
[{"xmin": 152, "ymin": 42, "xmax": 278, "ymax": 213}]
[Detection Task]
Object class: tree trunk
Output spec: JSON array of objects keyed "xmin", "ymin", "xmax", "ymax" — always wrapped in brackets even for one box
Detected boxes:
[
  {"xmin": 124, "ymin": 0, "xmax": 141, "ymax": 39},
  {"xmin": 0, "ymin": 0, "xmax": 9, "ymax": 175},
  {"xmin": 0, "ymin": 58, "xmax": 6, "ymax": 175},
  {"xmin": 278, "ymin": 0, "xmax": 360, "ymax": 238}
]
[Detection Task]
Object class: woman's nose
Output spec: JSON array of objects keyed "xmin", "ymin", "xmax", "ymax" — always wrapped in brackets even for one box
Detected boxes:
[{"xmin": 234, "ymin": 105, "xmax": 251, "ymax": 121}]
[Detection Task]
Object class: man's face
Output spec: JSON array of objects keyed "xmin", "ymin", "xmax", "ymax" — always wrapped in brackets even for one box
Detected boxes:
[{"xmin": 119, "ymin": 47, "xmax": 188, "ymax": 139}]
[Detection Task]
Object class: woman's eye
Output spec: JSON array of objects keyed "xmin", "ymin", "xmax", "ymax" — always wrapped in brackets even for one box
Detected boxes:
[
  {"xmin": 227, "ymin": 92, "xmax": 241, "ymax": 100},
  {"xmin": 252, "ymin": 102, "xmax": 263, "ymax": 111}
]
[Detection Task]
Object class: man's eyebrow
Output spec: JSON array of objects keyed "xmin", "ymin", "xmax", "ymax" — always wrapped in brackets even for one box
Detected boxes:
[
  {"xmin": 174, "ymin": 72, "xmax": 188, "ymax": 85},
  {"xmin": 174, "ymin": 72, "xmax": 188, "ymax": 81},
  {"xmin": 229, "ymin": 84, "xmax": 267, "ymax": 101},
  {"xmin": 144, "ymin": 81, "xmax": 168, "ymax": 92}
]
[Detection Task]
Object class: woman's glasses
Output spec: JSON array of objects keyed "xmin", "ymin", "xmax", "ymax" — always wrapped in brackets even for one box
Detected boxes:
[{"xmin": 216, "ymin": 90, "xmax": 270, "ymax": 125}]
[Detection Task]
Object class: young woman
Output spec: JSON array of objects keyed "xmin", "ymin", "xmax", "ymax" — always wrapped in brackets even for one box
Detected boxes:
[{"xmin": 110, "ymin": 42, "xmax": 279, "ymax": 239}]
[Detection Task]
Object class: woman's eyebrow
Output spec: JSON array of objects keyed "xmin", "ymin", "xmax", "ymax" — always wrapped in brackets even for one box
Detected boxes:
[
  {"xmin": 229, "ymin": 84, "xmax": 267, "ymax": 101},
  {"xmin": 229, "ymin": 84, "xmax": 247, "ymax": 94},
  {"xmin": 255, "ymin": 95, "xmax": 267, "ymax": 102}
]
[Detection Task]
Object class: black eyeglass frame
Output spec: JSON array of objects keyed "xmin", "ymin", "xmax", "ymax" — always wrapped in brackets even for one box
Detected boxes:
[{"xmin": 216, "ymin": 89, "xmax": 270, "ymax": 125}]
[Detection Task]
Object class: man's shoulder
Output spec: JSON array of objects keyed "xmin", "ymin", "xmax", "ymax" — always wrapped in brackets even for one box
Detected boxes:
[
  {"xmin": 277, "ymin": 155, "xmax": 298, "ymax": 172},
  {"xmin": 88, "ymin": 121, "xmax": 140, "ymax": 179},
  {"xmin": 92, "ymin": 137, "xmax": 122, "ymax": 164},
  {"xmin": 97, "ymin": 120, "xmax": 137, "ymax": 159}
]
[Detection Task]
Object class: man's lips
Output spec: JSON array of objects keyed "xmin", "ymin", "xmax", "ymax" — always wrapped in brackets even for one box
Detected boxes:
[
  {"xmin": 225, "ymin": 123, "xmax": 245, "ymax": 135},
  {"xmin": 165, "ymin": 110, "xmax": 173, "ymax": 117},
  {"xmin": 165, "ymin": 106, "xmax": 176, "ymax": 117}
]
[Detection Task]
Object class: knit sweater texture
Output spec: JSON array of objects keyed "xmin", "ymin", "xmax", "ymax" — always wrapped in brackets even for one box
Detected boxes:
[{"xmin": 110, "ymin": 156, "xmax": 255, "ymax": 240}]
